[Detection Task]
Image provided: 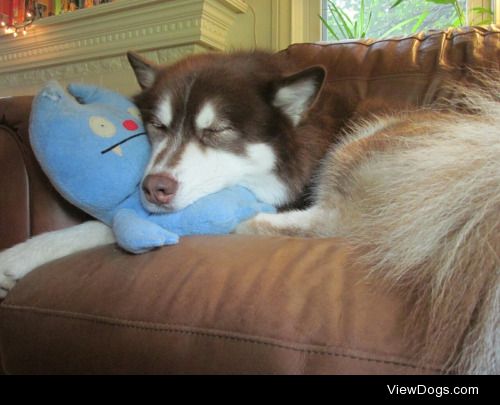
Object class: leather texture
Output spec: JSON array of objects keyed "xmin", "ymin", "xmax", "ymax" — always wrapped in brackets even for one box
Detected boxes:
[
  {"xmin": 0, "ymin": 25, "xmax": 499, "ymax": 374},
  {"xmin": 0, "ymin": 236, "xmax": 442, "ymax": 374}
]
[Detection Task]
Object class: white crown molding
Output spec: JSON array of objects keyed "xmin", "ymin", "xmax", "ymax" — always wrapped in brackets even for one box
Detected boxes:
[
  {"xmin": 0, "ymin": 0, "xmax": 247, "ymax": 95},
  {"xmin": 0, "ymin": 45, "xmax": 202, "ymax": 90},
  {"xmin": 217, "ymin": 0, "xmax": 248, "ymax": 14}
]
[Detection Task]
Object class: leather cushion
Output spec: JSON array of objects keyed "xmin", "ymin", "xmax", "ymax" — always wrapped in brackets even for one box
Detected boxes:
[{"xmin": 0, "ymin": 235, "xmax": 443, "ymax": 374}]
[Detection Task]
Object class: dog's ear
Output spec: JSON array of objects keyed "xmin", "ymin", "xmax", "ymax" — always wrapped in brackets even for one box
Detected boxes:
[
  {"xmin": 272, "ymin": 66, "xmax": 326, "ymax": 126},
  {"xmin": 127, "ymin": 51, "xmax": 158, "ymax": 90}
]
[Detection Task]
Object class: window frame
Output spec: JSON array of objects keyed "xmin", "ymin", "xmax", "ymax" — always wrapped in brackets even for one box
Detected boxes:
[{"xmin": 271, "ymin": 0, "xmax": 322, "ymax": 50}]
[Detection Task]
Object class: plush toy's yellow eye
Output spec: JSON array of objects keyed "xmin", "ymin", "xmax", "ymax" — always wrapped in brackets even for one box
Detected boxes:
[
  {"xmin": 89, "ymin": 116, "xmax": 116, "ymax": 138},
  {"xmin": 127, "ymin": 107, "xmax": 141, "ymax": 120}
]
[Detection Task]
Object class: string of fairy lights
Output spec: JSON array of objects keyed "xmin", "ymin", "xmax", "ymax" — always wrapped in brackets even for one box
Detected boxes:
[{"xmin": 0, "ymin": 9, "xmax": 35, "ymax": 38}]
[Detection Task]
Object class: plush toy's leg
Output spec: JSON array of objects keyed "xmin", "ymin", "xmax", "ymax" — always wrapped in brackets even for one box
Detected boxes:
[
  {"xmin": 0, "ymin": 221, "xmax": 115, "ymax": 298},
  {"xmin": 113, "ymin": 209, "xmax": 179, "ymax": 254}
]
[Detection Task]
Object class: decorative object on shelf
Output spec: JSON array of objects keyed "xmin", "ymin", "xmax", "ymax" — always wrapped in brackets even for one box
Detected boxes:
[
  {"xmin": 0, "ymin": 0, "xmax": 119, "ymax": 38},
  {"xmin": 0, "ymin": 0, "xmax": 35, "ymax": 38}
]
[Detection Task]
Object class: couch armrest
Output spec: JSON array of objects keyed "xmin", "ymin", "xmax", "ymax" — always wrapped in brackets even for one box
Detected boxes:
[{"xmin": 0, "ymin": 96, "xmax": 90, "ymax": 251}]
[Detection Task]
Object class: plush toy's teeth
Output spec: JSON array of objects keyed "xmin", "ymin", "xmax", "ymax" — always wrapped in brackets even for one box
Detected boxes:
[{"xmin": 112, "ymin": 146, "xmax": 123, "ymax": 156}]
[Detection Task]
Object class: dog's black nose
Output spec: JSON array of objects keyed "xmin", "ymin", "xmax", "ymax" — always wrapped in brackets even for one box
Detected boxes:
[{"xmin": 142, "ymin": 174, "xmax": 178, "ymax": 205}]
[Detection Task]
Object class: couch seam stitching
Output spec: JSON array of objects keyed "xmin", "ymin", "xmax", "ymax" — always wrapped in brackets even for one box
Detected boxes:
[
  {"xmin": 0, "ymin": 303, "xmax": 441, "ymax": 373},
  {"xmin": 285, "ymin": 29, "xmax": 499, "ymax": 50}
]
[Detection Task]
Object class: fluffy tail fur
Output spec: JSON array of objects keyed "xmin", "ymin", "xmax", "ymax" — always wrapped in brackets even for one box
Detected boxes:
[{"xmin": 333, "ymin": 79, "xmax": 499, "ymax": 374}]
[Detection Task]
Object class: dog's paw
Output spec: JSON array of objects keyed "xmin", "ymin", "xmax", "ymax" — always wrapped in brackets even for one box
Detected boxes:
[
  {"xmin": 0, "ymin": 244, "xmax": 44, "ymax": 298},
  {"xmin": 235, "ymin": 213, "xmax": 277, "ymax": 236},
  {"xmin": 0, "ymin": 273, "xmax": 16, "ymax": 298},
  {"xmin": 234, "ymin": 219, "xmax": 259, "ymax": 235},
  {"xmin": 0, "ymin": 251, "xmax": 20, "ymax": 298}
]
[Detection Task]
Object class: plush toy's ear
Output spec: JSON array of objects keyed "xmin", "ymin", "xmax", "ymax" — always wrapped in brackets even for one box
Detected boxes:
[
  {"xmin": 272, "ymin": 66, "xmax": 326, "ymax": 126},
  {"xmin": 68, "ymin": 83, "xmax": 106, "ymax": 104},
  {"xmin": 33, "ymin": 80, "xmax": 79, "ymax": 112},
  {"xmin": 127, "ymin": 51, "xmax": 158, "ymax": 90},
  {"xmin": 67, "ymin": 83, "xmax": 133, "ymax": 109}
]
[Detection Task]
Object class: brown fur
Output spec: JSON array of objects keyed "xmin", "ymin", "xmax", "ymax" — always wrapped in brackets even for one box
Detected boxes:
[{"xmin": 130, "ymin": 51, "xmax": 340, "ymax": 208}]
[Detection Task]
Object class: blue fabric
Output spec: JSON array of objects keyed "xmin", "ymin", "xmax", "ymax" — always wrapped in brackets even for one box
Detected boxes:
[{"xmin": 29, "ymin": 81, "xmax": 275, "ymax": 254}]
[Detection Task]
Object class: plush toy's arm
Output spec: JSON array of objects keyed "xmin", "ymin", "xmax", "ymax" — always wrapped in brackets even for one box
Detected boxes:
[
  {"xmin": 151, "ymin": 186, "xmax": 276, "ymax": 236},
  {"xmin": 114, "ymin": 187, "xmax": 275, "ymax": 254},
  {"xmin": 113, "ymin": 209, "xmax": 179, "ymax": 254}
]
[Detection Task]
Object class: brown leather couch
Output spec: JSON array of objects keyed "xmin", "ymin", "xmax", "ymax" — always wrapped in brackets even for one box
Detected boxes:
[{"xmin": 0, "ymin": 26, "xmax": 499, "ymax": 375}]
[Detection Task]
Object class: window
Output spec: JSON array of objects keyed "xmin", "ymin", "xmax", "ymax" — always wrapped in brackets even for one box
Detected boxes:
[{"xmin": 321, "ymin": 0, "xmax": 494, "ymax": 41}]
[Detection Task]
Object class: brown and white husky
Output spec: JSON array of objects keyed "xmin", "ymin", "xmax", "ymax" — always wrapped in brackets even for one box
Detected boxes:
[{"xmin": 0, "ymin": 51, "xmax": 498, "ymax": 374}]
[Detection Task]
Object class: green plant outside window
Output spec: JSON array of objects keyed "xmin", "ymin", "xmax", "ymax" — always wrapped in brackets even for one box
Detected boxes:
[{"xmin": 321, "ymin": 0, "xmax": 494, "ymax": 40}]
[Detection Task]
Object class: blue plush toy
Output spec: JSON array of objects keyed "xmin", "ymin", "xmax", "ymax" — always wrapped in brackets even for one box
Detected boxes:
[{"xmin": 29, "ymin": 81, "xmax": 274, "ymax": 254}]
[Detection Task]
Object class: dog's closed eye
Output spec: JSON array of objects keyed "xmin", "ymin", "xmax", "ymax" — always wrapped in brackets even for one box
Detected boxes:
[
  {"xmin": 202, "ymin": 126, "xmax": 236, "ymax": 139},
  {"xmin": 200, "ymin": 126, "xmax": 238, "ymax": 144},
  {"xmin": 149, "ymin": 118, "xmax": 169, "ymax": 131},
  {"xmin": 204, "ymin": 126, "xmax": 233, "ymax": 135}
]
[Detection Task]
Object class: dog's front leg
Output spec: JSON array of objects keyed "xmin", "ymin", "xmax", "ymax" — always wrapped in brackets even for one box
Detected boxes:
[
  {"xmin": 0, "ymin": 221, "xmax": 115, "ymax": 298},
  {"xmin": 235, "ymin": 205, "xmax": 338, "ymax": 238}
]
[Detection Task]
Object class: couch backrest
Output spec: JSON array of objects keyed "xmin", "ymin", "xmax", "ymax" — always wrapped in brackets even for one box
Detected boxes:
[
  {"xmin": 275, "ymin": 25, "xmax": 500, "ymax": 133},
  {"xmin": 0, "ymin": 25, "xmax": 498, "ymax": 250}
]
